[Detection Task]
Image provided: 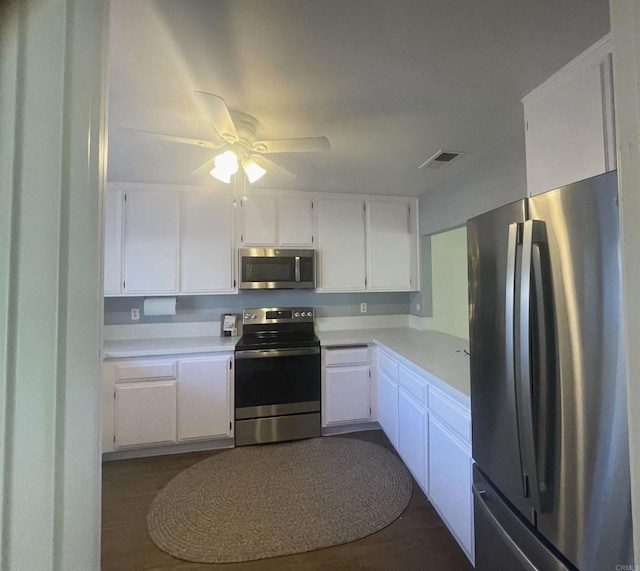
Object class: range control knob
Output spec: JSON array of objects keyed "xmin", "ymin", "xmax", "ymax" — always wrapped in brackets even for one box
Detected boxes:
[
  {"xmin": 294, "ymin": 312, "xmax": 300, "ymax": 317},
  {"xmin": 307, "ymin": 311, "xmax": 313, "ymax": 317},
  {"xmin": 251, "ymin": 313, "xmax": 257, "ymax": 319},
  {"xmin": 244, "ymin": 313, "xmax": 251, "ymax": 320}
]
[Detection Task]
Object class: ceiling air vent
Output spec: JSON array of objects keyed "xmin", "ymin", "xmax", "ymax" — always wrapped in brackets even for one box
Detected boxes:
[{"xmin": 419, "ymin": 149, "xmax": 464, "ymax": 170}]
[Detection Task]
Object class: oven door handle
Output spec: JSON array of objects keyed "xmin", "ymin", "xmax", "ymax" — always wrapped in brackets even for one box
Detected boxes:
[{"xmin": 235, "ymin": 347, "xmax": 320, "ymax": 359}]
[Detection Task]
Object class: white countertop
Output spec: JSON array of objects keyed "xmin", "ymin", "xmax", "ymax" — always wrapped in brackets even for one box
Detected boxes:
[
  {"xmin": 103, "ymin": 335, "xmax": 237, "ymax": 358},
  {"xmin": 103, "ymin": 325, "xmax": 470, "ymax": 401},
  {"xmin": 318, "ymin": 328, "xmax": 470, "ymax": 401}
]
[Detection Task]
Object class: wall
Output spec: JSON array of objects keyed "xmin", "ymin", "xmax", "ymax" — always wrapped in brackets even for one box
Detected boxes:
[
  {"xmin": 419, "ymin": 134, "xmax": 527, "ymax": 235},
  {"xmin": 429, "ymin": 227, "xmax": 469, "ymax": 339},
  {"xmin": 104, "ymin": 291, "xmax": 410, "ymax": 325}
]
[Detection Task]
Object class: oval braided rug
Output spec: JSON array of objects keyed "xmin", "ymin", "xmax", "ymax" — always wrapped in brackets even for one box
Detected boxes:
[{"xmin": 147, "ymin": 437, "xmax": 412, "ymax": 563}]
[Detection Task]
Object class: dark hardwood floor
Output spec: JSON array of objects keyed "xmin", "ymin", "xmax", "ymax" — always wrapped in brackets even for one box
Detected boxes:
[{"xmin": 102, "ymin": 430, "xmax": 473, "ymax": 570}]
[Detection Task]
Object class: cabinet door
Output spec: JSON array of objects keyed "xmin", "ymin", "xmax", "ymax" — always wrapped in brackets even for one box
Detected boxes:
[
  {"xmin": 240, "ymin": 196, "xmax": 277, "ymax": 245},
  {"xmin": 324, "ymin": 366, "xmax": 370, "ymax": 425},
  {"xmin": 398, "ymin": 387, "xmax": 426, "ymax": 489},
  {"xmin": 428, "ymin": 415, "xmax": 473, "ymax": 558},
  {"xmin": 181, "ymin": 191, "xmax": 234, "ymax": 293},
  {"xmin": 178, "ymin": 356, "xmax": 232, "ymax": 441},
  {"xmin": 115, "ymin": 381, "xmax": 177, "ymax": 447},
  {"xmin": 524, "ymin": 42, "xmax": 614, "ymax": 196},
  {"xmin": 278, "ymin": 197, "xmax": 314, "ymax": 246},
  {"xmin": 103, "ymin": 187, "xmax": 123, "ymax": 295},
  {"xmin": 316, "ymin": 199, "xmax": 366, "ymax": 291},
  {"xmin": 123, "ymin": 189, "xmax": 180, "ymax": 294},
  {"xmin": 376, "ymin": 369, "xmax": 398, "ymax": 447},
  {"xmin": 366, "ymin": 200, "xmax": 412, "ymax": 291}
]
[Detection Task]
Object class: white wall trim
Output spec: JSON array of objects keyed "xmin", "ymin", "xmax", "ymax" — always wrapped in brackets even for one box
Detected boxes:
[
  {"xmin": 0, "ymin": 1, "xmax": 106, "ymax": 569},
  {"xmin": 610, "ymin": 0, "xmax": 640, "ymax": 563}
]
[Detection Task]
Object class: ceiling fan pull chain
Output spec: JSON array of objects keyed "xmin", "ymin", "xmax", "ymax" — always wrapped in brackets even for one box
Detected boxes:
[
  {"xmin": 233, "ymin": 170, "xmax": 238, "ymax": 208},
  {"xmin": 242, "ymin": 170, "xmax": 248, "ymax": 203}
]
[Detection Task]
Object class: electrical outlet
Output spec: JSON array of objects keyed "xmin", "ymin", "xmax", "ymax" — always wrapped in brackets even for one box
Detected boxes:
[
  {"xmin": 131, "ymin": 308, "xmax": 140, "ymax": 320},
  {"xmin": 416, "ymin": 303, "xmax": 421, "ymax": 311},
  {"xmin": 360, "ymin": 302, "xmax": 367, "ymax": 314}
]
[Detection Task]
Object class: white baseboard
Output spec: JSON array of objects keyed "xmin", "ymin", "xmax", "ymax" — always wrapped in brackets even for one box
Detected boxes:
[
  {"xmin": 321, "ymin": 422, "xmax": 381, "ymax": 436},
  {"xmin": 102, "ymin": 437, "xmax": 234, "ymax": 460}
]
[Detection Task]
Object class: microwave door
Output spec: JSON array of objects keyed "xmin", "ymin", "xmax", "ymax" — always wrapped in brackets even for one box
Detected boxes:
[{"xmin": 239, "ymin": 249, "xmax": 316, "ymax": 289}]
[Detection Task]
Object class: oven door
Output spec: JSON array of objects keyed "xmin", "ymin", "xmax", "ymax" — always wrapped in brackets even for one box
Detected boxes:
[{"xmin": 234, "ymin": 346, "xmax": 321, "ymax": 418}]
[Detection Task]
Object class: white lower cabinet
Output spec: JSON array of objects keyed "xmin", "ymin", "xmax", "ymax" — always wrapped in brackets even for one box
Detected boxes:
[
  {"xmin": 115, "ymin": 381, "xmax": 177, "ymax": 447},
  {"xmin": 376, "ymin": 369, "xmax": 398, "ymax": 447},
  {"xmin": 428, "ymin": 415, "xmax": 473, "ymax": 559},
  {"xmin": 323, "ymin": 346, "xmax": 371, "ymax": 427},
  {"xmin": 104, "ymin": 353, "xmax": 233, "ymax": 453},
  {"xmin": 178, "ymin": 356, "xmax": 232, "ymax": 441},
  {"xmin": 375, "ymin": 345, "xmax": 473, "ymax": 564},
  {"xmin": 397, "ymin": 387, "xmax": 426, "ymax": 489}
]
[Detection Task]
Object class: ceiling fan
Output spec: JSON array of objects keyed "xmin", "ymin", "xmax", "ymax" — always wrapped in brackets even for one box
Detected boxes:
[{"xmin": 123, "ymin": 91, "xmax": 330, "ymax": 184}]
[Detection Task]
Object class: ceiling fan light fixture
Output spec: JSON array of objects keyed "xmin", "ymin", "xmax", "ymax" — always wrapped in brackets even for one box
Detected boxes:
[
  {"xmin": 214, "ymin": 150, "xmax": 239, "ymax": 174},
  {"xmin": 210, "ymin": 165, "xmax": 232, "ymax": 183},
  {"xmin": 242, "ymin": 158, "xmax": 266, "ymax": 183},
  {"xmin": 210, "ymin": 150, "xmax": 239, "ymax": 183}
]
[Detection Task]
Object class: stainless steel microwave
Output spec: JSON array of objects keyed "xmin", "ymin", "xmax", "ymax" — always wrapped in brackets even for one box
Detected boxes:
[{"xmin": 239, "ymin": 248, "xmax": 316, "ymax": 289}]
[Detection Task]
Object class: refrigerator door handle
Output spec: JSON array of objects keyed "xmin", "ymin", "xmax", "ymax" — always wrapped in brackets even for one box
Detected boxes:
[
  {"xmin": 517, "ymin": 220, "xmax": 538, "ymax": 508},
  {"xmin": 517, "ymin": 220, "xmax": 550, "ymax": 513},
  {"xmin": 473, "ymin": 484, "xmax": 539, "ymax": 571},
  {"xmin": 505, "ymin": 222, "xmax": 519, "ymax": 393},
  {"xmin": 530, "ymin": 226, "xmax": 556, "ymax": 513}
]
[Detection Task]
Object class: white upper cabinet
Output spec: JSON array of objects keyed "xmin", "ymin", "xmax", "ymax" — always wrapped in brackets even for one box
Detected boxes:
[
  {"xmin": 123, "ymin": 189, "xmax": 180, "ymax": 294},
  {"xmin": 181, "ymin": 191, "xmax": 234, "ymax": 293},
  {"xmin": 316, "ymin": 198, "xmax": 366, "ymax": 291},
  {"xmin": 104, "ymin": 184, "xmax": 418, "ymax": 295},
  {"xmin": 278, "ymin": 197, "xmax": 314, "ymax": 246},
  {"xmin": 523, "ymin": 36, "xmax": 615, "ymax": 196},
  {"xmin": 103, "ymin": 187, "xmax": 123, "ymax": 295},
  {"xmin": 104, "ymin": 184, "xmax": 235, "ymax": 296},
  {"xmin": 366, "ymin": 200, "xmax": 414, "ymax": 291},
  {"xmin": 316, "ymin": 197, "xmax": 418, "ymax": 292},
  {"xmin": 239, "ymin": 196, "xmax": 278, "ymax": 246},
  {"xmin": 239, "ymin": 195, "xmax": 314, "ymax": 247}
]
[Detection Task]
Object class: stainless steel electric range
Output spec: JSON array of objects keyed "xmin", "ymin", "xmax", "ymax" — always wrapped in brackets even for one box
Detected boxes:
[{"xmin": 234, "ymin": 307, "xmax": 321, "ymax": 447}]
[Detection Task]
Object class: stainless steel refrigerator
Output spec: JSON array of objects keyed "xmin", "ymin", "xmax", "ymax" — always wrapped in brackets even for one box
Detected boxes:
[{"xmin": 467, "ymin": 170, "xmax": 634, "ymax": 571}]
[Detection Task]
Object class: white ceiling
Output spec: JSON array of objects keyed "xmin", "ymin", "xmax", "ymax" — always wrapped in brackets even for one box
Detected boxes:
[{"xmin": 107, "ymin": 0, "xmax": 610, "ymax": 197}]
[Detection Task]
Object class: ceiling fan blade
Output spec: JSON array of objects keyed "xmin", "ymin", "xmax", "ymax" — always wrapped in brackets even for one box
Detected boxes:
[
  {"xmin": 120, "ymin": 127, "xmax": 223, "ymax": 149},
  {"xmin": 251, "ymin": 155, "xmax": 296, "ymax": 180},
  {"xmin": 191, "ymin": 156, "xmax": 218, "ymax": 177},
  {"xmin": 252, "ymin": 136, "xmax": 330, "ymax": 154},
  {"xmin": 194, "ymin": 91, "xmax": 239, "ymax": 143}
]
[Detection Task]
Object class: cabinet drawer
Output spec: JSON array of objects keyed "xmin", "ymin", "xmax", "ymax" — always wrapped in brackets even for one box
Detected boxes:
[
  {"xmin": 399, "ymin": 366, "xmax": 426, "ymax": 405},
  {"xmin": 116, "ymin": 361, "xmax": 177, "ymax": 382},
  {"xmin": 377, "ymin": 350, "xmax": 398, "ymax": 382},
  {"xmin": 325, "ymin": 346, "xmax": 369, "ymax": 367},
  {"xmin": 429, "ymin": 387, "xmax": 471, "ymax": 443}
]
